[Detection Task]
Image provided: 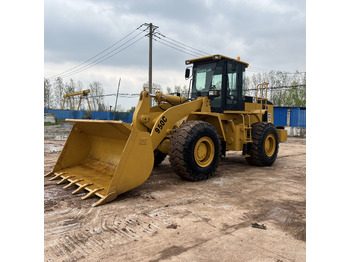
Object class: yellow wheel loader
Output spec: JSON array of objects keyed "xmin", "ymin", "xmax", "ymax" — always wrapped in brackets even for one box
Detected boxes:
[{"xmin": 45, "ymin": 54, "xmax": 287, "ymax": 206}]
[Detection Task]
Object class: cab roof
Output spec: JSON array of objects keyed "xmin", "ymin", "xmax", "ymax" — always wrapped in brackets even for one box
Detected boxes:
[{"xmin": 185, "ymin": 54, "xmax": 249, "ymax": 68}]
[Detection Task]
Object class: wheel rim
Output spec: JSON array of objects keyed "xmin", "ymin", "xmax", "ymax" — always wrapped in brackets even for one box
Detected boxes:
[
  {"xmin": 264, "ymin": 134, "xmax": 276, "ymax": 157},
  {"xmin": 194, "ymin": 137, "xmax": 215, "ymax": 167}
]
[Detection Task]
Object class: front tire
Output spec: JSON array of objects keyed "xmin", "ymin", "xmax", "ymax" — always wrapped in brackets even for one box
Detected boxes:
[
  {"xmin": 169, "ymin": 121, "xmax": 221, "ymax": 181},
  {"xmin": 246, "ymin": 122, "xmax": 279, "ymax": 166}
]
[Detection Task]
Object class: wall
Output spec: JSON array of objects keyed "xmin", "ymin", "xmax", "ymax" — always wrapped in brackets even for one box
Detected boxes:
[
  {"xmin": 274, "ymin": 107, "xmax": 306, "ymax": 127},
  {"xmin": 273, "ymin": 107, "xmax": 289, "ymax": 126},
  {"xmin": 273, "ymin": 107, "xmax": 306, "ymax": 137},
  {"xmin": 44, "ymin": 113, "xmax": 56, "ymax": 123},
  {"xmin": 44, "ymin": 109, "xmax": 133, "ymax": 123},
  {"xmin": 45, "ymin": 107, "xmax": 306, "ymax": 136}
]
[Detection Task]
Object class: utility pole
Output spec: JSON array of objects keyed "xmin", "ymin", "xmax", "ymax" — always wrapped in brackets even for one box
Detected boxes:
[
  {"xmin": 113, "ymin": 78, "xmax": 121, "ymax": 120},
  {"xmin": 149, "ymin": 23, "xmax": 153, "ymax": 101},
  {"xmin": 143, "ymin": 22, "xmax": 158, "ymax": 106}
]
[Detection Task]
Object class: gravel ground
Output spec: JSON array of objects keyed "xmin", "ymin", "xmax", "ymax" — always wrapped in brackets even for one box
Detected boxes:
[{"xmin": 44, "ymin": 124, "xmax": 306, "ymax": 262}]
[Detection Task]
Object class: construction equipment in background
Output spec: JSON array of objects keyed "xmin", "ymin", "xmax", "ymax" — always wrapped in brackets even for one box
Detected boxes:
[
  {"xmin": 61, "ymin": 89, "xmax": 91, "ymax": 112},
  {"xmin": 46, "ymin": 54, "xmax": 287, "ymax": 206}
]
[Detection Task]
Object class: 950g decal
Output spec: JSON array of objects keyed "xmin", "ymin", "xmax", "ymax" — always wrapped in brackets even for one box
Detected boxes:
[{"xmin": 155, "ymin": 116, "xmax": 167, "ymax": 134}]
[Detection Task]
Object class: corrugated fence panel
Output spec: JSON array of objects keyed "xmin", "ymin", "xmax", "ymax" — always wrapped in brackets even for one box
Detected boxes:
[
  {"xmin": 44, "ymin": 109, "xmax": 133, "ymax": 122},
  {"xmin": 91, "ymin": 111, "xmax": 113, "ymax": 120},
  {"xmin": 114, "ymin": 112, "xmax": 133, "ymax": 123},
  {"xmin": 273, "ymin": 107, "xmax": 288, "ymax": 126},
  {"xmin": 45, "ymin": 108, "xmax": 304, "ymax": 126},
  {"xmin": 290, "ymin": 107, "xmax": 299, "ymax": 127},
  {"xmin": 290, "ymin": 107, "xmax": 306, "ymax": 127},
  {"xmin": 299, "ymin": 108, "xmax": 306, "ymax": 127},
  {"xmin": 44, "ymin": 109, "xmax": 83, "ymax": 119}
]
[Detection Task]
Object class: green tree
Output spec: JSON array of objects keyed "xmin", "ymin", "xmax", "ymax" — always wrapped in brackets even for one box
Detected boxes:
[
  {"xmin": 64, "ymin": 78, "xmax": 77, "ymax": 109},
  {"xmin": 127, "ymin": 106, "xmax": 136, "ymax": 113},
  {"xmin": 54, "ymin": 77, "xmax": 65, "ymax": 109},
  {"xmin": 246, "ymin": 71, "xmax": 306, "ymax": 107},
  {"xmin": 89, "ymin": 81, "xmax": 105, "ymax": 111},
  {"xmin": 169, "ymin": 85, "xmax": 189, "ymax": 98},
  {"xmin": 143, "ymin": 82, "xmax": 163, "ymax": 94},
  {"xmin": 44, "ymin": 78, "xmax": 53, "ymax": 109},
  {"xmin": 166, "ymin": 87, "xmax": 172, "ymax": 94}
]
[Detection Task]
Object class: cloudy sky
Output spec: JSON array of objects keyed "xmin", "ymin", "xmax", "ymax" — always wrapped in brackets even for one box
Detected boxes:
[{"xmin": 44, "ymin": 0, "xmax": 305, "ymax": 109}]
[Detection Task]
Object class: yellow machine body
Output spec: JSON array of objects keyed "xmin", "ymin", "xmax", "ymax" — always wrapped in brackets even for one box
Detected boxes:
[
  {"xmin": 46, "ymin": 55, "xmax": 287, "ymax": 206},
  {"xmin": 46, "ymin": 91, "xmax": 211, "ymax": 206}
]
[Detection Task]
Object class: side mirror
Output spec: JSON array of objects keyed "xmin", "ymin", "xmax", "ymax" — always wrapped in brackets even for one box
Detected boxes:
[{"xmin": 185, "ymin": 68, "xmax": 191, "ymax": 79}]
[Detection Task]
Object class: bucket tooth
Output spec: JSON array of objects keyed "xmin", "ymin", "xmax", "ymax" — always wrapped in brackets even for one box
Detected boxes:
[
  {"xmin": 49, "ymin": 172, "xmax": 68, "ymax": 181},
  {"xmin": 72, "ymin": 183, "xmax": 92, "ymax": 195},
  {"xmin": 63, "ymin": 179, "xmax": 84, "ymax": 189},
  {"xmin": 44, "ymin": 171, "xmax": 54, "ymax": 177},
  {"xmin": 57, "ymin": 176, "xmax": 75, "ymax": 185},
  {"xmin": 92, "ymin": 193, "xmax": 118, "ymax": 207},
  {"xmin": 92, "ymin": 196, "xmax": 107, "ymax": 207},
  {"xmin": 47, "ymin": 119, "xmax": 154, "ymax": 206},
  {"xmin": 81, "ymin": 188, "xmax": 104, "ymax": 200}
]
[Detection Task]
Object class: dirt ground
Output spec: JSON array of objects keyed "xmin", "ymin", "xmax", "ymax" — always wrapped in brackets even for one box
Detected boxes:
[{"xmin": 44, "ymin": 125, "xmax": 306, "ymax": 262}]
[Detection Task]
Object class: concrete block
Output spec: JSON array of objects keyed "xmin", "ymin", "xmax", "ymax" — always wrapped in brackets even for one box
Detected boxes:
[
  {"xmin": 44, "ymin": 113, "xmax": 56, "ymax": 123},
  {"xmin": 285, "ymin": 126, "xmax": 306, "ymax": 138}
]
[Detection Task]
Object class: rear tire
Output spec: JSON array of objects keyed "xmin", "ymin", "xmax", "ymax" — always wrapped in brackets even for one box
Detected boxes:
[
  {"xmin": 169, "ymin": 121, "xmax": 221, "ymax": 181},
  {"xmin": 246, "ymin": 122, "xmax": 279, "ymax": 166}
]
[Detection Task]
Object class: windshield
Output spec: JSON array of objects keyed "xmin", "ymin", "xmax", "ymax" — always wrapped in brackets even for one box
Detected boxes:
[{"xmin": 192, "ymin": 62, "xmax": 216, "ymax": 95}]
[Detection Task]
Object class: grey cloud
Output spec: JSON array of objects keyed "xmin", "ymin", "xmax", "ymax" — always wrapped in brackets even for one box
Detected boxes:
[{"xmin": 45, "ymin": 0, "xmax": 305, "ymax": 78}]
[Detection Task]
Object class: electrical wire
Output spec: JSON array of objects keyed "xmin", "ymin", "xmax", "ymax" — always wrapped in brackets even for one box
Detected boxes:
[
  {"xmin": 48, "ymin": 27, "xmax": 142, "ymax": 79},
  {"xmin": 247, "ymin": 65, "xmax": 306, "ymax": 75},
  {"xmin": 154, "ymin": 35, "xmax": 205, "ymax": 57},
  {"xmin": 48, "ymin": 25, "xmax": 147, "ymax": 80},
  {"xmin": 54, "ymin": 34, "xmax": 147, "ymax": 79},
  {"xmin": 89, "ymin": 93, "xmax": 139, "ymax": 98},
  {"xmin": 153, "ymin": 37, "xmax": 200, "ymax": 57},
  {"xmin": 154, "ymin": 31, "xmax": 209, "ymax": 57},
  {"xmin": 245, "ymin": 84, "xmax": 306, "ymax": 92},
  {"xmin": 153, "ymin": 31, "xmax": 304, "ymax": 75}
]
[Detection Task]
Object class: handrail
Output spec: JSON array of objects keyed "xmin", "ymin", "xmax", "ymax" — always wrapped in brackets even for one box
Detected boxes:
[{"xmin": 255, "ymin": 82, "xmax": 269, "ymax": 101}]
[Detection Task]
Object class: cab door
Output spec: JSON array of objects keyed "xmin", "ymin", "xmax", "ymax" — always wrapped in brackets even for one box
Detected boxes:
[
  {"xmin": 225, "ymin": 61, "xmax": 245, "ymax": 111},
  {"xmin": 209, "ymin": 60, "xmax": 225, "ymax": 113}
]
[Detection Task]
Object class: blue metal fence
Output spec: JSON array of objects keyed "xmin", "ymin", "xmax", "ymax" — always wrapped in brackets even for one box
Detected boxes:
[
  {"xmin": 290, "ymin": 107, "xmax": 306, "ymax": 127},
  {"xmin": 273, "ymin": 107, "xmax": 288, "ymax": 126},
  {"xmin": 44, "ymin": 109, "xmax": 133, "ymax": 123},
  {"xmin": 273, "ymin": 107, "xmax": 306, "ymax": 127},
  {"xmin": 45, "ymin": 107, "xmax": 305, "ymax": 127}
]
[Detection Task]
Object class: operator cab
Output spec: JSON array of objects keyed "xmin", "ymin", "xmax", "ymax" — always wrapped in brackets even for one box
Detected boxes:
[{"xmin": 185, "ymin": 54, "xmax": 249, "ymax": 113}]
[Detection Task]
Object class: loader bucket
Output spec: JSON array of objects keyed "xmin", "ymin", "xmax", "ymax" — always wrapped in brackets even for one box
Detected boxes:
[{"xmin": 45, "ymin": 119, "xmax": 154, "ymax": 206}]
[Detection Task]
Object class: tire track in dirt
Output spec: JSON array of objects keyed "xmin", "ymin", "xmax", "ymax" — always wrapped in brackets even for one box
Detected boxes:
[
  {"xmin": 45, "ymin": 135, "xmax": 306, "ymax": 261},
  {"xmin": 236, "ymin": 198, "xmax": 306, "ymax": 241},
  {"xmin": 44, "ymin": 201, "xmax": 182, "ymax": 261}
]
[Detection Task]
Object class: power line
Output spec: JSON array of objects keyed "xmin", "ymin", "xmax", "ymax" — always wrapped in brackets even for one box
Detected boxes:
[
  {"xmin": 154, "ymin": 35, "xmax": 205, "ymax": 57},
  {"xmin": 153, "ymin": 37, "xmax": 201, "ymax": 57},
  {"xmin": 245, "ymin": 84, "xmax": 306, "ymax": 92},
  {"xmin": 89, "ymin": 93, "xmax": 139, "ymax": 98},
  {"xmin": 148, "ymin": 29, "xmax": 210, "ymax": 58},
  {"xmin": 47, "ymin": 22, "xmax": 305, "ymax": 82},
  {"xmin": 154, "ymin": 31, "xmax": 209, "ymax": 57},
  {"xmin": 48, "ymin": 25, "xmax": 148, "ymax": 80},
  {"xmin": 247, "ymin": 66, "xmax": 306, "ymax": 75},
  {"xmin": 47, "ymin": 26, "xmax": 142, "ymax": 79},
  {"xmin": 89, "ymin": 85, "xmax": 305, "ymax": 98},
  {"xmin": 53, "ymin": 34, "xmax": 147, "ymax": 79},
  {"xmin": 151, "ymin": 31, "xmax": 303, "ymax": 74}
]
